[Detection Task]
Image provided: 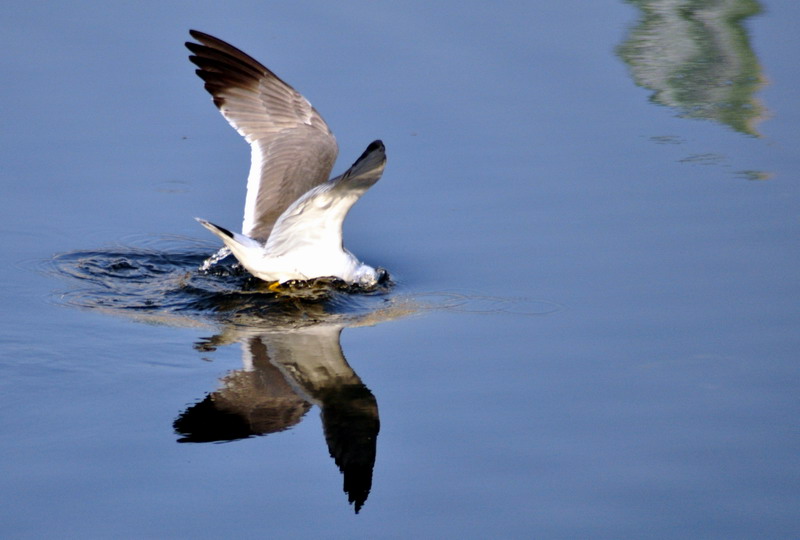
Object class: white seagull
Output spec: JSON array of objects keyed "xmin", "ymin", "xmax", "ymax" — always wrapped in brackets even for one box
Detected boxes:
[{"xmin": 186, "ymin": 30, "xmax": 387, "ymax": 288}]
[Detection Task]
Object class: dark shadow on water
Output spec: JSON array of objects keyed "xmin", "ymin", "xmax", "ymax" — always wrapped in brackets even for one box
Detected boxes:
[
  {"xmin": 46, "ymin": 236, "xmax": 396, "ymax": 513},
  {"xmin": 176, "ymin": 321, "xmax": 380, "ymax": 513},
  {"xmin": 45, "ymin": 236, "xmax": 560, "ymax": 323},
  {"xmin": 47, "ymin": 236, "xmax": 394, "ymax": 322},
  {"xmin": 44, "ymin": 235, "xmax": 560, "ymax": 513}
]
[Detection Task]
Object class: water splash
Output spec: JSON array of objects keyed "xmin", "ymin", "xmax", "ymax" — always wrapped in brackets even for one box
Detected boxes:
[
  {"xmin": 45, "ymin": 235, "xmax": 558, "ymax": 327},
  {"xmin": 46, "ymin": 236, "xmax": 395, "ymax": 325}
]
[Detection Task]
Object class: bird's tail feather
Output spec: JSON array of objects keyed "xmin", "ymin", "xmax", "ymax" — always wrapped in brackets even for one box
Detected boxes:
[{"xmin": 195, "ymin": 218, "xmax": 261, "ymax": 252}]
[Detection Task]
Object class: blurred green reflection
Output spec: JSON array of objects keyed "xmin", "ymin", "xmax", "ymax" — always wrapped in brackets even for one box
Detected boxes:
[{"xmin": 618, "ymin": 0, "xmax": 766, "ymax": 136}]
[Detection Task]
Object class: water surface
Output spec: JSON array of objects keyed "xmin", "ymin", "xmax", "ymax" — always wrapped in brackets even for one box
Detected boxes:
[{"xmin": 1, "ymin": 1, "xmax": 799, "ymax": 538}]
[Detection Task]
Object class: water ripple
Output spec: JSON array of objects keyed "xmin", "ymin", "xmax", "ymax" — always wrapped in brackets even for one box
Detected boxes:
[
  {"xmin": 44, "ymin": 236, "xmax": 559, "ymax": 326},
  {"xmin": 45, "ymin": 236, "xmax": 395, "ymax": 325}
]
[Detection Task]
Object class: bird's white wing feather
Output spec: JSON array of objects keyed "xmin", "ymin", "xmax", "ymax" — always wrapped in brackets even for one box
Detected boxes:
[
  {"xmin": 265, "ymin": 141, "xmax": 386, "ymax": 257},
  {"xmin": 187, "ymin": 30, "xmax": 338, "ymax": 242}
]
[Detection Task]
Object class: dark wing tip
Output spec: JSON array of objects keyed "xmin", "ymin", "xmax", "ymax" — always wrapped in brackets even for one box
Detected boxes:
[
  {"xmin": 354, "ymin": 140, "xmax": 385, "ymax": 164},
  {"xmin": 188, "ymin": 29, "xmax": 223, "ymax": 46},
  {"xmin": 185, "ymin": 30, "xmax": 268, "ymax": 73},
  {"xmin": 336, "ymin": 140, "xmax": 387, "ymax": 189},
  {"xmin": 355, "ymin": 139, "xmax": 386, "ymax": 166},
  {"xmin": 366, "ymin": 140, "xmax": 384, "ymax": 153},
  {"xmin": 185, "ymin": 41, "xmax": 204, "ymax": 55}
]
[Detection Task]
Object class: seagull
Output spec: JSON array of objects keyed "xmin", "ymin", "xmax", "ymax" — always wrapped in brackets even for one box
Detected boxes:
[{"xmin": 185, "ymin": 30, "xmax": 387, "ymax": 288}]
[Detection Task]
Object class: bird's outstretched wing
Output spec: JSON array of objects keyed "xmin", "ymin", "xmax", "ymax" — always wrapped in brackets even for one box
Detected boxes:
[
  {"xmin": 186, "ymin": 30, "xmax": 338, "ymax": 242},
  {"xmin": 265, "ymin": 140, "xmax": 386, "ymax": 257}
]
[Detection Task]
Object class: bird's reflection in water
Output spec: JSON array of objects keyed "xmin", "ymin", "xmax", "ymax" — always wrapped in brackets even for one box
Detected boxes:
[
  {"xmin": 174, "ymin": 300, "xmax": 389, "ymax": 514},
  {"xmin": 48, "ymin": 242, "xmax": 444, "ymax": 513}
]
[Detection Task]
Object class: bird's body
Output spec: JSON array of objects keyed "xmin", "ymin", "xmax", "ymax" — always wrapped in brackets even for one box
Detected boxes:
[{"xmin": 186, "ymin": 30, "xmax": 387, "ymax": 287}]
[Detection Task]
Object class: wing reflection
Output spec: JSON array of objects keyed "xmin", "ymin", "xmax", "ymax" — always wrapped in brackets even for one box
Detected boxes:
[
  {"xmin": 174, "ymin": 321, "xmax": 379, "ymax": 513},
  {"xmin": 49, "ymin": 240, "xmax": 442, "ymax": 514},
  {"xmin": 618, "ymin": 0, "xmax": 765, "ymax": 136},
  {"xmin": 174, "ymin": 336, "xmax": 312, "ymax": 441}
]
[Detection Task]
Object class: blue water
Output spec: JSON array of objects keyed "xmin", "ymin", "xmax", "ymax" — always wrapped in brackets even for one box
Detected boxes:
[{"xmin": 2, "ymin": 2, "xmax": 799, "ymax": 538}]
